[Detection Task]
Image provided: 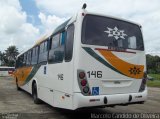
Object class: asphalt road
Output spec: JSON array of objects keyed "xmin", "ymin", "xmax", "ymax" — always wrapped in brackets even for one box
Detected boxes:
[{"xmin": 0, "ymin": 77, "xmax": 160, "ymax": 119}]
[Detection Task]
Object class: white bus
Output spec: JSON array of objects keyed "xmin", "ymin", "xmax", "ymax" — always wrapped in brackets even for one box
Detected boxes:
[
  {"xmin": 0, "ymin": 66, "xmax": 15, "ymax": 77},
  {"xmin": 14, "ymin": 5, "xmax": 147, "ymax": 110}
]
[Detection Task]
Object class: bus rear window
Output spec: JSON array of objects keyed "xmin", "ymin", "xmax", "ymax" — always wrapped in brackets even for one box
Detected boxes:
[{"xmin": 82, "ymin": 15, "xmax": 144, "ymax": 50}]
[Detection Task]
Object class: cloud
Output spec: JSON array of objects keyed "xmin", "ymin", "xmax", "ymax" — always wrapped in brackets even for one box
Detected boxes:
[
  {"xmin": 1, "ymin": 0, "xmax": 160, "ymax": 55},
  {"xmin": 35, "ymin": 0, "xmax": 160, "ymax": 17},
  {"xmin": 35, "ymin": 0, "xmax": 80, "ymax": 17},
  {"xmin": 0, "ymin": 0, "xmax": 40, "ymax": 52},
  {"xmin": 38, "ymin": 12, "xmax": 66, "ymax": 34},
  {"xmin": 130, "ymin": 10, "xmax": 160, "ymax": 54},
  {"xmin": 0, "ymin": 0, "xmax": 26, "ymax": 34},
  {"xmin": 35, "ymin": 0, "xmax": 160, "ymax": 54}
]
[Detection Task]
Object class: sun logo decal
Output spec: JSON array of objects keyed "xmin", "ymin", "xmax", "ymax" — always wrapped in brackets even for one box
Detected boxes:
[
  {"xmin": 128, "ymin": 66, "xmax": 141, "ymax": 75},
  {"xmin": 104, "ymin": 26, "xmax": 127, "ymax": 40}
]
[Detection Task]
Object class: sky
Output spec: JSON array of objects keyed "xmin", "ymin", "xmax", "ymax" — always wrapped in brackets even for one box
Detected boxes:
[{"xmin": 0, "ymin": 0, "xmax": 160, "ymax": 55}]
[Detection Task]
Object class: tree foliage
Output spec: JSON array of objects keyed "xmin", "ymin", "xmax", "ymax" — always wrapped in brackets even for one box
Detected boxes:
[
  {"xmin": 146, "ymin": 54, "xmax": 160, "ymax": 74},
  {"xmin": 0, "ymin": 46, "xmax": 19, "ymax": 67}
]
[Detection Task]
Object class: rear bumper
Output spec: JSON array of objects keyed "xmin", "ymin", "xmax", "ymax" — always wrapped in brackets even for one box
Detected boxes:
[{"xmin": 73, "ymin": 89, "xmax": 147, "ymax": 110}]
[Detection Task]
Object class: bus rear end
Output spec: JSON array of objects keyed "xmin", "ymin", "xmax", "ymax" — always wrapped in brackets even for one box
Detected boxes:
[{"xmin": 73, "ymin": 13, "xmax": 147, "ymax": 109}]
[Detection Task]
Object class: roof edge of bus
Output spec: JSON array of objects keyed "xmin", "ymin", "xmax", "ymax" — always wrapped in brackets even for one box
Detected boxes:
[
  {"xmin": 17, "ymin": 49, "xmax": 28, "ymax": 58},
  {"xmin": 84, "ymin": 10, "xmax": 142, "ymax": 27},
  {"xmin": 33, "ymin": 32, "xmax": 52, "ymax": 47}
]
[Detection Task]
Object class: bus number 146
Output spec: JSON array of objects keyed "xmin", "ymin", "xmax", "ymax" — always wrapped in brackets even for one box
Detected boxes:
[{"xmin": 87, "ymin": 71, "xmax": 102, "ymax": 78}]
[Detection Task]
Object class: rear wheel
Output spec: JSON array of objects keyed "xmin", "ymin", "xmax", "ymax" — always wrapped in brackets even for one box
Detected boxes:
[
  {"xmin": 32, "ymin": 82, "xmax": 41, "ymax": 104},
  {"xmin": 16, "ymin": 78, "xmax": 21, "ymax": 91}
]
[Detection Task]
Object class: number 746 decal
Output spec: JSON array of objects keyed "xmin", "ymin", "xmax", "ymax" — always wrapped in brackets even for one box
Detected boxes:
[{"xmin": 87, "ymin": 71, "xmax": 102, "ymax": 78}]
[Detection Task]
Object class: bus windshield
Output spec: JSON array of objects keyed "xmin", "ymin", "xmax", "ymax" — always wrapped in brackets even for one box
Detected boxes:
[{"xmin": 82, "ymin": 14, "xmax": 144, "ymax": 51}]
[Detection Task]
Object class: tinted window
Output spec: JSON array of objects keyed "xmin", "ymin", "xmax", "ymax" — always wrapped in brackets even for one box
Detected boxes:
[
  {"xmin": 44, "ymin": 41, "xmax": 48, "ymax": 51},
  {"xmin": 61, "ymin": 31, "xmax": 65, "ymax": 45},
  {"xmin": 31, "ymin": 46, "xmax": 39, "ymax": 65},
  {"xmin": 49, "ymin": 32, "xmax": 64, "ymax": 63},
  {"xmin": 51, "ymin": 34, "xmax": 60, "ymax": 49},
  {"xmin": 26, "ymin": 50, "xmax": 32, "ymax": 66},
  {"xmin": 38, "ymin": 41, "xmax": 48, "ymax": 63},
  {"xmin": 23, "ymin": 53, "xmax": 27, "ymax": 66},
  {"xmin": 82, "ymin": 15, "xmax": 144, "ymax": 50},
  {"xmin": 36, "ymin": 47, "xmax": 39, "ymax": 56},
  {"xmin": 65, "ymin": 24, "xmax": 74, "ymax": 62},
  {"xmin": 40, "ymin": 42, "xmax": 44, "ymax": 54}
]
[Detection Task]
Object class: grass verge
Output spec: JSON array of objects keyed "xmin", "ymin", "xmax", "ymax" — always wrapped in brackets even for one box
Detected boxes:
[{"xmin": 147, "ymin": 74, "xmax": 160, "ymax": 88}]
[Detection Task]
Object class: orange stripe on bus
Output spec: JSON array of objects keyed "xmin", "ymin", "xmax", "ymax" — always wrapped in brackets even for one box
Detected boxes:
[
  {"xmin": 98, "ymin": 50, "xmax": 144, "ymax": 79},
  {"xmin": 14, "ymin": 67, "xmax": 33, "ymax": 86}
]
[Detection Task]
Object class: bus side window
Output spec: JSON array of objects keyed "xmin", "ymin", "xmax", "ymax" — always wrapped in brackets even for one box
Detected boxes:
[
  {"xmin": 26, "ymin": 50, "xmax": 32, "ymax": 66},
  {"xmin": 48, "ymin": 33, "xmax": 64, "ymax": 63},
  {"xmin": 38, "ymin": 40, "xmax": 48, "ymax": 63},
  {"xmin": 26, "ymin": 51, "xmax": 29, "ymax": 66},
  {"xmin": 31, "ymin": 46, "xmax": 39, "ymax": 65},
  {"xmin": 23, "ymin": 53, "xmax": 27, "ymax": 66},
  {"xmin": 52, "ymin": 34, "xmax": 60, "ymax": 49},
  {"xmin": 20, "ymin": 55, "xmax": 24, "ymax": 67},
  {"xmin": 61, "ymin": 31, "xmax": 65, "ymax": 45},
  {"xmin": 65, "ymin": 24, "xmax": 74, "ymax": 62}
]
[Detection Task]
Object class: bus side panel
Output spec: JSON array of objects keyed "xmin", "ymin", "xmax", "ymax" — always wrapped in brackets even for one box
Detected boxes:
[
  {"xmin": 38, "ymin": 84, "xmax": 54, "ymax": 106},
  {"xmin": 52, "ymin": 62, "xmax": 74, "ymax": 109},
  {"xmin": 35, "ymin": 62, "xmax": 74, "ymax": 109},
  {"xmin": 20, "ymin": 82, "xmax": 31, "ymax": 93},
  {"xmin": 54, "ymin": 91, "xmax": 73, "ymax": 109}
]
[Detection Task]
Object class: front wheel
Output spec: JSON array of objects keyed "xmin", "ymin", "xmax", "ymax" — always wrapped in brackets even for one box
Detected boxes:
[{"xmin": 32, "ymin": 83, "xmax": 41, "ymax": 104}]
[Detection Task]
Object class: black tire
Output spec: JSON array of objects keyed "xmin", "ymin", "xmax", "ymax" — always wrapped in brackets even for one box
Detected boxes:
[
  {"xmin": 32, "ymin": 83, "xmax": 41, "ymax": 104},
  {"xmin": 16, "ymin": 78, "xmax": 21, "ymax": 91}
]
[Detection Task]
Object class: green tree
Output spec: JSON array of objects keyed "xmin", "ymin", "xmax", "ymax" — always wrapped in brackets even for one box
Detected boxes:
[
  {"xmin": 0, "ymin": 52, "xmax": 8, "ymax": 66},
  {"xmin": 146, "ymin": 54, "xmax": 160, "ymax": 74},
  {"xmin": 2, "ymin": 46, "xmax": 19, "ymax": 66}
]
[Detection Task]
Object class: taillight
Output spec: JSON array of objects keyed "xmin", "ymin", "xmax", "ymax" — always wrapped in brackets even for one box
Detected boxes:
[
  {"xmin": 83, "ymin": 86, "xmax": 89, "ymax": 93},
  {"xmin": 81, "ymin": 80, "xmax": 87, "ymax": 86},
  {"xmin": 77, "ymin": 70, "xmax": 91, "ymax": 96},
  {"xmin": 79, "ymin": 72, "xmax": 85, "ymax": 79},
  {"xmin": 139, "ymin": 72, "xmax": 147, "ymax": 92}
]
